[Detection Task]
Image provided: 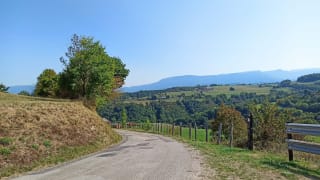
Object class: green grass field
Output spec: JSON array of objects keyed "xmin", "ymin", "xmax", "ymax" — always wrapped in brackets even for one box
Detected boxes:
[{"xmin": 124, "ymin": 85, "xmax": 275, "ymax": 104}]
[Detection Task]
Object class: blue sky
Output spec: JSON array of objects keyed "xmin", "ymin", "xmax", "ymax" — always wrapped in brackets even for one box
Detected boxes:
[{"xmin": 1, "ymin": 0, "xmax": 320, "ymax": 87}]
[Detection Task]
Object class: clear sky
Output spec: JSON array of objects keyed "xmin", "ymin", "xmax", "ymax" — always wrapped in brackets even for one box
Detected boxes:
[{"xmin": 1, "ymin": 0, "xmax": 320, "ymax": 87}]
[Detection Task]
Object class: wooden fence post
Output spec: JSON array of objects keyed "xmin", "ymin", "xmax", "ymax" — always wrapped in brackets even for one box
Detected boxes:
[
  {"xmin": 172, "ymin": 123, "xmax": 174, "ymax": 136},
  {"xmin": 217, "ymin": 123, "xmax": 222, "ymax": 144},
  {"xmin": 206, "ymin": 124, "xmax": 208, "ymax": 142},
  {"xmin": 229, "ymin": 122, "xmax": 234, "ymax": 147},
  {"xmin": 180, "ymin": 122, "xmax": 182, "ymax": 137},
  {"xmin": 189, "ymin": 123, "xmax": 192, "ymax": 140},
  {"xmin": 161, "ymin": 123, "xmax": 163, "ymax": 134},
  {"xmin": 194, "ymin": 122, "xmax": 197, "ymax": 141},
  {"xmin": 153, "ymin": 123, "xmax": 155, "ymax": 132},
  {"xmin": 167, "ymin": 123, "xmax": 168, "ymax": 135},
  {"xmin": 248, "ymin": 113, "xmax": 254, "ymax": 151}
]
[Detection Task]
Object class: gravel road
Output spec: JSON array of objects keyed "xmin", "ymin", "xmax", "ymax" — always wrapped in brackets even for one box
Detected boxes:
[{"xmin": 13, "ymin": 130, "xmax": 205, "ymax": 180}]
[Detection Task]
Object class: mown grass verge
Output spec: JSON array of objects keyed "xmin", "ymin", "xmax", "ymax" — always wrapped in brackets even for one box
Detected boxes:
[{"xmin": 185, "ymin": 139, "xmax": 320, "ymax": 180}]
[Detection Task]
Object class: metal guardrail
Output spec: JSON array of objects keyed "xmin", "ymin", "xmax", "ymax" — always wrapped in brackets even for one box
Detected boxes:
[
  {"xmin": 287, "ymin": 139, "xmax": 320, "ymax": 155},
  {"xmin": 286, "ymin": 123, "xmax": 320, "ymax": 136},
  {"xmin": 286, "ymin": 123, "xmax": 320, "ymax": 161}
]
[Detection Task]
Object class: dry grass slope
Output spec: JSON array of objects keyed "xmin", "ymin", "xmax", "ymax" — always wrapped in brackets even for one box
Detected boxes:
[{"xmin": 0, "ymin": 92, "xmax": 121, "ymax": 178}]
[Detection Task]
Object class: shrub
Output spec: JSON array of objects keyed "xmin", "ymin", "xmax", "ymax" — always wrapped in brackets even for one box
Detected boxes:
[
  {"xmin": 0, "ymin": 148, "xmax": 11, "ymax": 156},
  {"xmin": 0, "ymin": 137, "xmax": 12, "ymax": 146},
  {"xmin": 43, "ymin": 140, "xmax": 51, "ymax": 148},
  {"xmin": 143, "ymin": 119, "xmax": 152, "ymax": 131},
  {"xmin": 249, "ymin": 102, "xmax": 286, "ymax": 150},
  {"xmin": 32, "ymin": 144, "xmax": 39, "ymax": 150},
  {"xmin": 212, "ymin": 104, "xmax": 247, "ymax": 147}
]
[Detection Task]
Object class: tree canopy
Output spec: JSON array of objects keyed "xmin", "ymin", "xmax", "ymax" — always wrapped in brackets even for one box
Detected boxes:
[
  {"xmin": 297, "ymin": 73, "xmax": 320, "ymax": 83},
  {"xmin": 212, "ymin": 104, "xmax": 247, "ymax": 147},
  {"xmin": 34, "ymin": 69, "xmax": 59, "ymax": 97},
  {"xmin": 58, "ymin": 34, "xmax": 129, "ymax": 104}
]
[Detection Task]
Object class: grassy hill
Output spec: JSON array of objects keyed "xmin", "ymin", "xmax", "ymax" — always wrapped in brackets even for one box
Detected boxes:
[{"xmin": 0, "ymin": 92, "xmax": 121, "ymax": 178}]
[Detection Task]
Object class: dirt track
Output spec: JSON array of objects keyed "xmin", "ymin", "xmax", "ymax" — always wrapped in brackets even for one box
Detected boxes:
[{"xmin": 13, "ymin": 130, "xmax": 205, "ymax": 180}]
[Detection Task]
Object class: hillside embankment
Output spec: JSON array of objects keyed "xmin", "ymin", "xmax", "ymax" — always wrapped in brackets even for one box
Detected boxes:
[{"xmin": 0, "ymin": 92, "xmax": 121, "ymax": 178}]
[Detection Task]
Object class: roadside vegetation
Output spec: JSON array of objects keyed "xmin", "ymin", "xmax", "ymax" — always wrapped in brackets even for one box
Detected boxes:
[
  {"xmin": 34, "ymin": 34, "xmax": 129, "ymax": 108},
  {"xmin": 104, "ymin": 73, "xmax": 320, "ymax": 179},
  {"xmin": 0, "ymin": 92, "xmax": 121, "ymax": 178},
  {"xmin": 189, "ymin": 140, "xmax": 320, "ymax": 180},
  {"xmin": 0, "ymin": 34, "xmax": 129, "ymax": 178},
  {"xmin": 126, "ymin": 124, "xmax": 320, "ymax": 179}
]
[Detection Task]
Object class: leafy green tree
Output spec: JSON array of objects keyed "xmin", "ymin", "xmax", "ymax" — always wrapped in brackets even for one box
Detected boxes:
[
  {"xmin": 249, "ymin": 102, "xmax": 286, "ymax": 149},
  {"xmin": 0, "ymin": 83, "xmax": 9, "ymax": 93},
  {"xmin": 34, "ymin": 69, "xmax": 59, "ymax": 97},
  {"xmin": 59, "ymin": 34, "xmax": 129, "ymax": 105},
  {"xmin": 112, "ymin": 57, "xmax": 130, "ymax": 89},
  {"xmin": 121, "ymin": 108, "xmax": 127, "ymax": 128},
  {"xmin": 212, "ymin": 104, "xmax": 247, "ymax": 147}
]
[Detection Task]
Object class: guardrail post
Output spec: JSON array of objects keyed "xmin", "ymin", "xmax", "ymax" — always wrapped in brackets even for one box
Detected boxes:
[{"xmin": 287, "ymin": 132, "xmax": 293, "ymax": 161}]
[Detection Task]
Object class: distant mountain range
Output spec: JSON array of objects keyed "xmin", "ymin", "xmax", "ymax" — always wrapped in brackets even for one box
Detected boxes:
[
  {"xmin": 7, "ymin": 68, "xmax": 320, "ymax": 94},
  {"xmin": 122, "ymin": 68, "xmax": 320, "ymax": 92}
]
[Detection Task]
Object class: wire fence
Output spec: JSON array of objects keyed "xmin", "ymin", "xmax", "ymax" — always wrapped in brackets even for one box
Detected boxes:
[{"xmin": 112, "ymin": 122, "xmax": 212, "ymax": 142}]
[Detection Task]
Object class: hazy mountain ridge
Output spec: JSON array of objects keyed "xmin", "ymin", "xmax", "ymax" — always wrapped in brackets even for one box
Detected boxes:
[
  {"xmin": 8, "ymin": 69, "xmax": 320, "ymax": 94},
  {"xmin": 122, "ymin": 68, "xmax": 320, "ymax": 92}
]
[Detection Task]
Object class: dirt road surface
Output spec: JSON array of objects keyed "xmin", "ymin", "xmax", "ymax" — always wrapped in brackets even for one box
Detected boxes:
[{"xmin": 13, "ymin": 130, "xmax": 206, "ymax": 180}]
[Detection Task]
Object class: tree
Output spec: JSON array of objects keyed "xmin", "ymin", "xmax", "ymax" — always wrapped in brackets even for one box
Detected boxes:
[
  {"xmin": 297, "ymin": 73, "xmax": 320, "ymax": 83},
  {"xmin": 212, "ymin": 104, "xmax": 247, "ymax": 147},
  {"xmin": 0, "ymin": 83, "xmax": 9, "ymax": 93},
  {"xmin": 279, "ymin": 79, "xmax": 291, "ymax": 87},
  {"xmin": 249, "ymin": 102, "xmax": 286, "ymax": 149},
  {"xmin": 34, "ymin": 69, "xmax": 59, "ymax": 97},
  {"xmin": 59, "ymin": 34, "xmax": 129, "ymax": 105},
  {"xmin": 121, "ymin": 108, "xmax": 127, "ymax": 128},
  {"xmin": 112, "ymin": 57, "xmax": 129, "ymax": 89}
]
